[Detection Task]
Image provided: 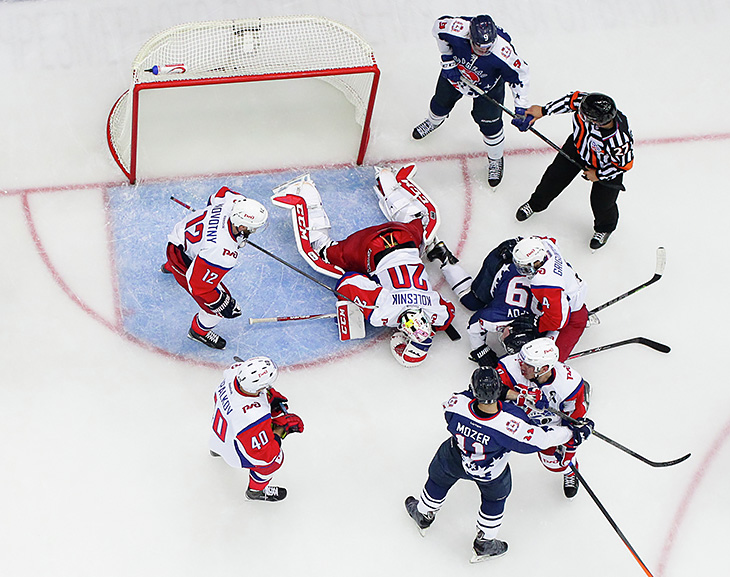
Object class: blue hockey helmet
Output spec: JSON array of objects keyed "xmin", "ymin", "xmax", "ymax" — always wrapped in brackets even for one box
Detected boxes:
[
  {"xmin": 470, "ymin": 366, "xmax": 503, "ymax": 404},
  {"xmin": 469, "ymin": 15, "xmax": 497, "ymax": 55}
]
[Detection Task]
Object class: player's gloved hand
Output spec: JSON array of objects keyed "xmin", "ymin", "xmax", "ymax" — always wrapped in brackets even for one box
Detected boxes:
[
  {"xmin": 210, "ymin": 292, "xmax": 242, "ymax": 318},
  {"xmin": 440, "ymin": 60, "xmax": 461, "ymax": 83},
  {"xmin": 513, "ymin": 383, "xmax": 549, "ymax": 409},
  {"xmin": 556, "ymin": 444, "xmax": 576, "ymax": 468},
  {"xmin": 509, "ymin": 312, "xmax": 543, "ymax": 335},
  {"xmin": 468, "ymin": 344, "xmax": 500, "ymax": 368},
  {"xmin": 497, "ymin": 237, "xmax": 520, "ymax": 264},
  {"xmin": 511, "ymin": 107, "xmax": 534, "ymax": 132},
  {"xmin": 272, "ymin": 413, "xmax": 304, "ymax": 437},
  {"xmin": 267, "ymin": 387, "xmax": 289, "ymax": 417},
  {"xmin": 569, "ymin": 418, "xmax": 594, "ymax": 445}
]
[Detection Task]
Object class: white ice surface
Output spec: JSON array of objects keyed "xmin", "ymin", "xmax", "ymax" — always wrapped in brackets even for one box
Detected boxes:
[{"xmin": 1, "ymin": 1, "xmax": 729, "ymax": 576}]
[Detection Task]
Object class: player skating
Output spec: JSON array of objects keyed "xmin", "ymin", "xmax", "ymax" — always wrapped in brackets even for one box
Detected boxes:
[
  {"xmin": 209, "ymin": 356, "xmax": 304, "ymax": 502},
  {"xmin": 404, "ymin": 366, "xmax": 592, "ymax": 562},
  {"xmin": 161, "ymin": 186, "xmax": 268, "ymax": 349},
  {"xmin": 496, "ymin": 338, "xmax": 590, "ymax": 498},
  {"xmin": 272, "ymin": 165, "xmax": 455, "ymax": 367},
  {"xmin": 514, "ymin": 92, "xmax": 634, "ymax": 249},
  {"xmin": 412, "ymin": 14, "xmax": 533, "ymax": 187}
]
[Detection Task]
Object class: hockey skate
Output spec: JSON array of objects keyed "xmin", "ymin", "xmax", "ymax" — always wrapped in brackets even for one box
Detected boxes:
[
  {"xmin": 470, "ymin": 531, "xmax": 508, "ymax": 563},
  {"xmin": 187, "ymin": 327, "xmax": 226, "ymax": 350},
  {"xmin": 160, "ymin": 263, "xmax": 172, "ymax": 274},
  {"xmin": 590, "ymin": 231, "xmax": 612, "ymax": 250},
  {"xmin": 412, "ymin": 118, "xmax": 442, "ymax": 140},
  {"xmin": 209, "ymin": 450, "xmax": 220, "ymax": 458},
  {"xmin": 563, "ymin": 467, "xmax": 579, "ymax": 499},
  {"xmin": 404, "ymin": 496, "xmax": 435, "ymax": 536},
  {"xmin": 515, "ymin": 201, "xmax": 534, "ymax": 222},
  {"xmin": 246, "ymin": 485, "xmax": 287, "ymax": 502},
  {"xmin": 488, "ymin": 157, "xmax": 504, "ymax": 188},
  {"xmin": 426, "ymin": 240, "xmax": 458, "ymax": 267}
]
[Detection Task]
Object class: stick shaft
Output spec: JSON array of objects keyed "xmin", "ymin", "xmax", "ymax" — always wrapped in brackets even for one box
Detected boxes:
[
  {"xmin": 249, "ymin": 313, "xmax": 337, "ymax": 324},
  {"xmin": 569, "ymin": 464, "xmax": 656, "ymax": 577},
  {"xmin": 567, "ymin": 337, "xmax": 670, "ymax": 359},
  {"xmin": 589, "ymin": 248, "xmax": 666, "ymax": 315}
]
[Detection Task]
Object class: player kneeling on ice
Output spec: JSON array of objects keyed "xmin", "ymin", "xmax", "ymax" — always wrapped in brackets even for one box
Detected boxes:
[
  {"xmin": 209, "ymin": 356, "xmax": 303, "ymax": 502},
  {"xmin": 495, "ymin": 337, "xmax": 590, "ymax": 499},
  {"xmin": 162, "ymin": 186, "xmax": 268, "ymax": 350},
  {"xmin": 272, "ymin": 164, "xmax": 456, "ymax": 367},
  {"xmin": 431, "ymin": 234, "xmax": 587, "ymax": 362},
  {"xmin": 404, "ymin": 366, "xmax": 592, "ymax": 562}
]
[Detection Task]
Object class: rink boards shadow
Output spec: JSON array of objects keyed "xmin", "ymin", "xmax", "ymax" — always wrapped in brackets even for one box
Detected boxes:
[{"xmin": 107, "ymin": 166, "xmax": 388, "ymax": 368}]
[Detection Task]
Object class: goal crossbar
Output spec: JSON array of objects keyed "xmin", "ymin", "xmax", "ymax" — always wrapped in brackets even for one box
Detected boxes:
[{"xmin": 107, "ymin": 16, "xmax": 380, "ymax": 183}]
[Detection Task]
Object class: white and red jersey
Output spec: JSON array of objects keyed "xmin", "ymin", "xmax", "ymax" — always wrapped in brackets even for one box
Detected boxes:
[
  {"xmin": 496, "ymin": 352, "xmax": 588, "ymax": 427},
  {"xmin": 335, "ymin": 248, "xmax": 455, "ymax": 331},
  {"xmin": 208, "ymin": 366, "xmax": 283, "ymax": 470},
  {"xmin": 168, "ymin": 187, "xmax": 245, "ymax": 303},
  {"xmin": 528, "ymin": 237, "xmax": 586, "ymax": 333}
]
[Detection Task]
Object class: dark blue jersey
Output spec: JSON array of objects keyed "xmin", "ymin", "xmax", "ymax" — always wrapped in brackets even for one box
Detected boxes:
[{"xmin": 432, "ymin": 16, "xmax": 531, "ymax": 107}]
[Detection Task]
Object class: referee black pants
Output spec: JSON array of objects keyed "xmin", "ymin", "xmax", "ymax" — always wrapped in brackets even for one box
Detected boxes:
[{"xmin": 528, "ymin": 135, "xmax": 624, "ymax": 234}]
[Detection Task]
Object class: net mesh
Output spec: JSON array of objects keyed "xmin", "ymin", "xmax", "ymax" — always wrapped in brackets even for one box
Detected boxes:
[{"xmin": 108, "ymin": 16, "xmax": 378, "ymax": 181}]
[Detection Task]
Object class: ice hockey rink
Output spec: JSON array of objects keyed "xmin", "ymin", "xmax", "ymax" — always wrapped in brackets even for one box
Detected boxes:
[{"xmin": 1, "ymin": 0, "xmax": 728, "ymax": 575}]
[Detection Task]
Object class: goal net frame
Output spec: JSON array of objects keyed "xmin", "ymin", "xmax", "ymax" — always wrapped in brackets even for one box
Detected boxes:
[{"xmin": 106, "ymin": 16, "xmax": 380, "ymax": 184}]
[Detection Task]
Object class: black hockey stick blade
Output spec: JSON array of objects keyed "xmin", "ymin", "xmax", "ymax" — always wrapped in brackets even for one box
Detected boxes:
[
  {"xmin": 569, "ymin": 464, "xmax": 657, "ymax": 577},
  {"xmin": 233, "ymin": 356, "xmax": 244, "ymax": 363},
  {"xmin": 567, "ymin": 337, "xmax": 670, "ymax": 359},
  {"xmin": 589, "ymin": 247, "xmax": 666, "ymax": 315},
  {"xmin": 549, "ymin": 407, "xmax": 690, "ymax": 467},
  {"xmin": 445, "ymin": 324, "xmax": 461, "ymax": 341}
]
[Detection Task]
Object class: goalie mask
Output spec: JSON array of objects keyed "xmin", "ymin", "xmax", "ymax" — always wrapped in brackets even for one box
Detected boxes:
[
  {"xmin": 512, "ymin": 237, "xmax": 548, "ymax": 278},
  {"xmin": 230, "ymin": 197, "xmax": 268, "ymax": 244},
  {"xmin": 233, "ymin": 356, "xmax": 278, "ymax": 395},
  {"xmin": 398, "ymin": 308, "xmax": 432, "ymax": 343},
  {"xmin": 518, "ymin": 338, "xmax": 559, "ymax": 380}
]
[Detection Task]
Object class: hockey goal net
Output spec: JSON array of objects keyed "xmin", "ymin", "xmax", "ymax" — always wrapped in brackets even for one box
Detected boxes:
[{"xmin": 107, "ymin": 16, "xmax": 380, "ymax": 183}]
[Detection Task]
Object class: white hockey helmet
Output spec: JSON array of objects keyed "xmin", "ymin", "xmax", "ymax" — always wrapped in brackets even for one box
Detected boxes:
[
  {"xmin": 512, "ymin": 237, "xmax": 548, "ymax": 278},
  {"xmin": 233, "ymin": 356, "xmax": 278, "ymax": 395},
  {"xmin": 398, "ymin": 308, "xmax": 432, "ymax": 343},
  {"xmin": 518, "ymin": 337, "xmax": 559, "ymax": 379},
  {"xmin": 230, "ymin": 197, "xmax": 268, "ymax": 236}
]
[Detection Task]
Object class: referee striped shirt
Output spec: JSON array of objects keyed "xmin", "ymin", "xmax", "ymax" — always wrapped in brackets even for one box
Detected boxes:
[{"xmin": 543, "ymin": 91, "xmax": 634, "ymax": 180}]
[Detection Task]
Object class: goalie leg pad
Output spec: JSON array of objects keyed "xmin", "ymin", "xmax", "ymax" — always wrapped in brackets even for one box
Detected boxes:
[
  {"xmin": 337, "ymin": 300, "xmax": 366, "ymax": 341},
  {"xmin": 390, "ymin": 331, "xmax": 432, "ymax": 367},
  {"xmin": 373, "ymin": 165, "xmax": 440, "ymax": 244}
]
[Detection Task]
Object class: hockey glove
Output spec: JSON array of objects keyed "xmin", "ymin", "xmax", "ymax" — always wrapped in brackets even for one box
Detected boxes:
[
  {"xmin": 513, "ymin": 383, "xmax": 549, "ymax": 410},
  {"xmin": 267, "ymin": 387, "xmax": 289, "ymax": 417},
  {"xmin": 569, "ymin": 418, "xmax": 594, "ymax": 446},
  {"xmin": 468, "ymin": 344, "xmax": 500, "ymax": 368},
  {"xmin": 556, "ymin": 444, "xmax": 576, "ymax": 469},
  {"xmin": 440, "ymin": 60, "xmax": 461, "ymax": 83},
  {"xmin": 209, "ymin": 292, "xmax": 242, "ymax": 319},
  {"xmin": 511, "ymin": 107, "xmax": 535, "ymax": 132},
  {"xmin": 497, "ymin": 237, "xmax": 520, "ymax": 264},
  {"xmin": 272, "ymin": 413, "xmax": 304, "ymax": 437}
]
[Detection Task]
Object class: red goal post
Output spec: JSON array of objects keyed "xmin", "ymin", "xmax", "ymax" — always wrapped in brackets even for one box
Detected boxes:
[{"xmin": 107, "ymin": 16, "xmax": 380, "ymax": 184}]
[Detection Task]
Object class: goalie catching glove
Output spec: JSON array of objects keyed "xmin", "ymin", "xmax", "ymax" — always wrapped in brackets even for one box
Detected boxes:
[{"xmin": 272, "ymin": 413, "xmax": 304, "ymax": 438}]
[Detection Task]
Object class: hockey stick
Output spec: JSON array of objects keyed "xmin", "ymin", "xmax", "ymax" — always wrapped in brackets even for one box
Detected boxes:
[
  {"xmin": 462, "ymin": 81, "xmax": 625, "ymax": 190},
  {"xmin": 569, "ymin": 463, "xmax": 656, "ymax": 577},
  {"xmin": 550, "ymin": 407, "xmax": 690, "ymax": 467},
  {"xmin": 589, "ymin": 247, "xmax": 666, "ymax": 317},
  {"xmin": 567, "ymin": 337, "xmax": 670, "ymax": 360},
  {"xmin": 169, "ymin": 196, "xmax": 462, "ymax": 340},
  {"xmin": 249, "ymin": 313, "xmax": 337, "ymax": 324}
]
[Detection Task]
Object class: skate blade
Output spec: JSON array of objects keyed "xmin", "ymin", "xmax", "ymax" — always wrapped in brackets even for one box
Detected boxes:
[
  {"xmin": 469, "ymin": 550, "xmax": 507, "ymax": 564},
  {"xmin": 587, "ymin": 313, "xmax": 600, "ymax": 326},
  {"xmin": 272, "ymin": 173, "xmax": 312, "ymax": 195}
]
